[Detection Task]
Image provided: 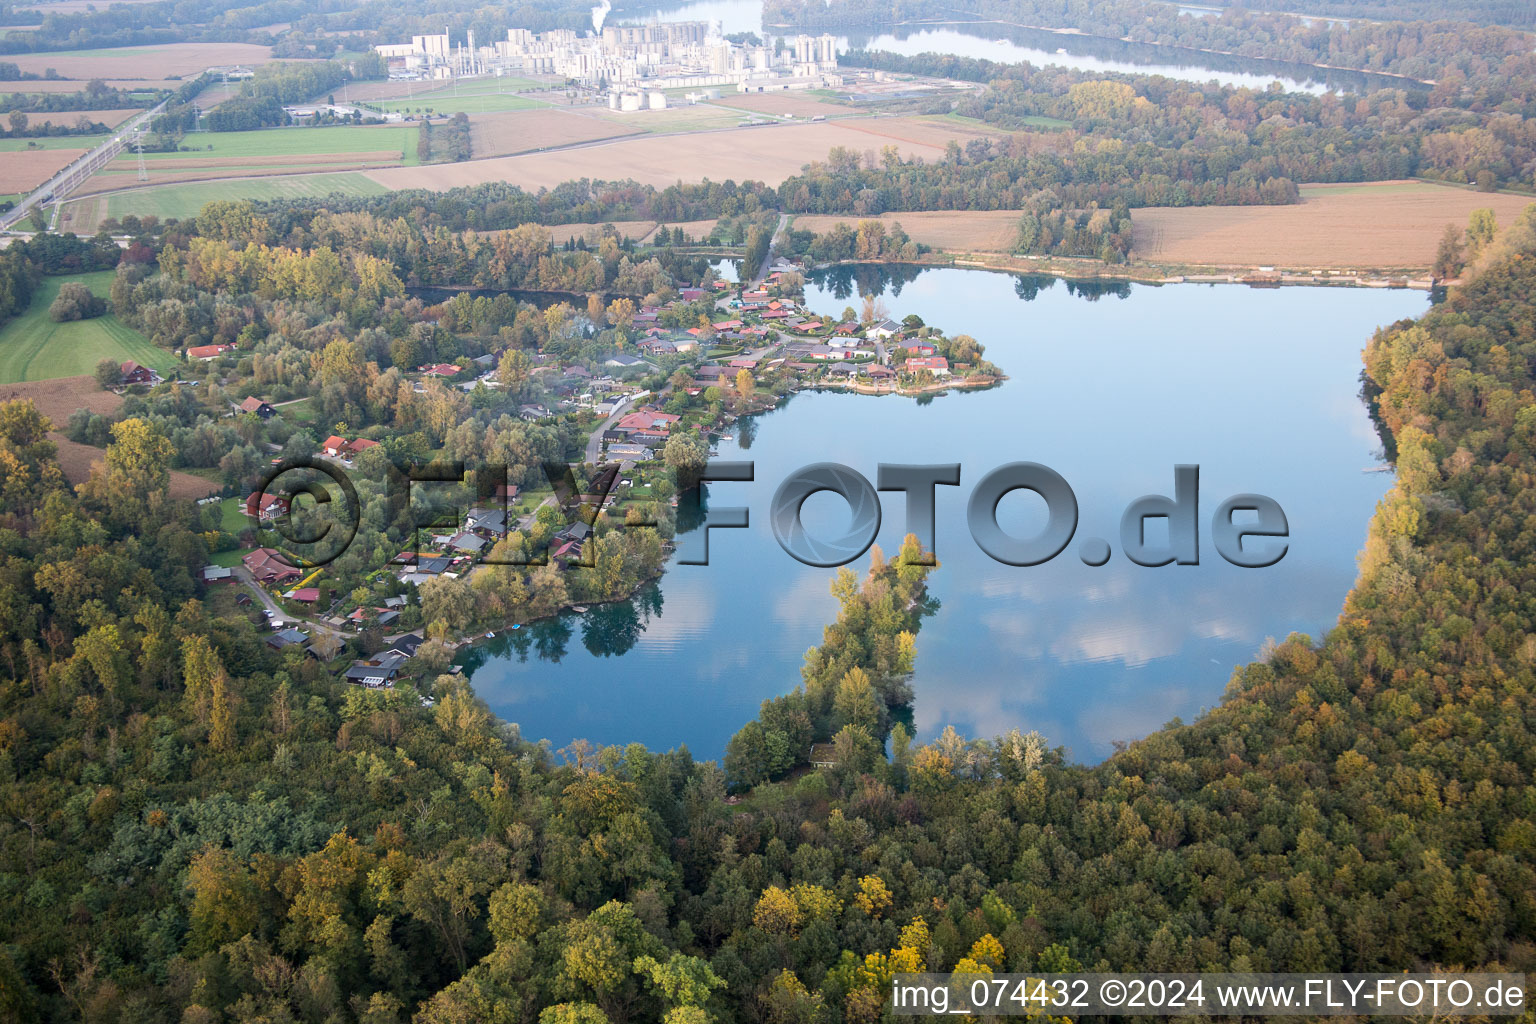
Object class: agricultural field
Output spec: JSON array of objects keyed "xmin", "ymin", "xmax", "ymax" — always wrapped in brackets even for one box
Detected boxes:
[
  {"xmin": 593, "ymin": 103, "xmax": 743, "ymax": 134},
  {"xmin": 0, "ymin": 134, "xmax": 109, "ymax": 151},
  {"xmin": 0, "ymin": 146, "xmax": 87, "ymax": 195},
  {"xmin": 366, "ymin": 117, "xmax": 980, "ymax": 192},
  {"xmin": 363, "ymin": 77, "xmax": 547, "ymax": 115},
  {"xmin": 138, "ymin": 124, "xmax": 419, "ymax": 160},
  {"xmin": 19, "ymin": 108, "xmax": 141, "ymax": 129},
  {"xmin": 1131, "ymin": 181, "xmax": 1536, "ymax": 270},
  {"xmin": 0, "ymin": 271, "xmax": 178, "ymax": 384},
  {"xmin": 791, "ymin": 210, "xmax": 1025, "ymax": 251},
  {"xmin": 469, "ymin": 108, "xmax": 636, "ymax": 158},
  {"xmin": 62, "ymin": 172, "xmax": 389, "ymax": 231},
  {"xmin": 708, "ymin": 92, "xmax": 853, "ymax": 118},
  {"xmin": 0, "ymin": 78, "xmax": 182, "ymax": 92},
  {"xmin": 2, "ymin": 42, "xmax": 273, "ymax": 78}
]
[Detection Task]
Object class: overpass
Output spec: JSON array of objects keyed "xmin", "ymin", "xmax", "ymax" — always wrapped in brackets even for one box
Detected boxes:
[{"xmin": 0, "ymin": 87, "xmax": 185, "ymax": 231}]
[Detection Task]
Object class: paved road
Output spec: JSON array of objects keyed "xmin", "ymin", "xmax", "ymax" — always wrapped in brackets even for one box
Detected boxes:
[
  {"xmin": 585, "ymin": 394, "xmax": 641, "ymax": 464},
  {"xmin": 235, "ymin": 566, "xmax": 347, "ymax": 645},
  {"xmin": 749, "ymin": 213, "xmax": 791, "ymax": 286},
  {"xmin": 2, "ymin": 96, "xmax": 171, "ymax": 230}
]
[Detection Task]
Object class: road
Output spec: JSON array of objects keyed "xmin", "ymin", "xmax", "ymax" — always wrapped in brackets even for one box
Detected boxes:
[
  {"xmin": 749, "ymin": 213, "xmax": 791, "ymax": 287},
  {"xmin": 585, "ymin": 394, "xmax": 642, "ymax": 464},
  {"xmin": 1, "ymin": 96, "xmax": 171, "ymax": 230},
  {"xmin": 235, "ymin": 566, "xmax": 347, "ymax": 646}
]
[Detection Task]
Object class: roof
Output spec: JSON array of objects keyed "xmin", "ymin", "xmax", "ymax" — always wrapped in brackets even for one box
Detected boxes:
[
  {"xmin": 291, "ymin": 587, "xmax": 320, "ymax": 602},
  {"xmin": 201, "ymin": 565, "xmax": 232, "ymax": 581},
  {"xmin": 238, "ymin": 396, "xmax": 269, "ymax": 412},
  {"xmin": 323, "ymin": 435, "xmax": 348, "ymax": 451}
]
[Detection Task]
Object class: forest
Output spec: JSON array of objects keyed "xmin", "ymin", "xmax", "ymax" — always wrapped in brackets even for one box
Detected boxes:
[{"xmin": 0, "ymin": 180, "xmax": 1533, "ymax": 1019}]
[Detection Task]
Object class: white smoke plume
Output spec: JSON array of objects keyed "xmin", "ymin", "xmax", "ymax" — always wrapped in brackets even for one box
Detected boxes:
[{"xmin": 591, "ymin": 0, "xmax": 611, "ymax": 33}]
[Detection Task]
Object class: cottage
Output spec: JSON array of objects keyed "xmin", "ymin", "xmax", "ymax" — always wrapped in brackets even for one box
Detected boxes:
[
  {"xmin": 243, "ymin": 548, "xmax": 302, "ymax": 584},
  {"xmin": 809, "ymin": 743, "xmax": 838, "ymax": 769},
  {"xmin": 244, "ymin": 492, "xmax": 290, "ymax": 522},
  {"xmin": 266, "ymin": 627, "xmax": 309, "ymax": 650},
  {"xmin": 290, "ymin": 587, "xmax": 320, "ymax": 603},
  {"xmin": 237, "ymin": 396, "xmax": 275, "ymax": 418},
  {"xmin": 119, "ymin": 361, "xmax": 161, "ymax": 386},
  {"xmin": 464, "ymin": 507, "xmax": 508, "ymax": 535},
  {"xmin": 834, "ymin": 322, "xmax": 860, "ymax": 336},
  {"xmin": 868, "ymin": 318, "xmax": 903, "ymax": 340},
  {"xmin": 188, "ymin": 344, "xmax": 234, "ymax": 360},
  {"xmin": 904, "ymin": 356, "xmax": 951, "ymax": 376},
  {"xmin": 605, "ymin": 353, "xmax": 648, "ymax": 370},
  {"xmin": 322, "ymin": 435, "xmax": 349, "ymax": 458},
  {"xmin": 447, "ymin": 531, "xmax": 487, "ymax": 554},
  {"xmin": 419, "ymin": 363, "xmax": 462, "ymax": 377},
  {"xmin": 201, "ymin": 565, "xmax": 234, "ymax": 584},
  {"xmin": 345, "ymin": 650, "xmax": 408, "ymax": 687},
  {"xmin": 678, "ymin": 287, "xmax": 705, "ymax": 302}
]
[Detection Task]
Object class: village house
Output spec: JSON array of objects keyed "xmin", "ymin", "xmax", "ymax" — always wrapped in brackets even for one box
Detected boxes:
[
  {"xmin": 418, "ymin": 362, "xmax": 462, "ymax": 377},
  {"xmin": 237, "ymin": 396, "xmax": 275, "ymax": 418},
  {"xmin": 266, "ymin": 626, "xmax": 310, "ymax": 651},
  {"xmin": 905, "ymin": 356, "xmax": 951, "ymax": 376},
  {"xmin": 245, "ymin": 492, "xmax": 290, "ymax": 522},
  {"xmin": 868, "ymin": 318, "xmax": 903, "ymax": 340},
  {"xmin": 243, "ymin": 547, "xmax": 302, "ymax": 585},
  {"xmin": 345, "ymin": 650, "xmax": 409, "ymax": 688},
  {"xmin": 187, "ymin": 344, "xmax": 234, "ymax": 360},
  {"xmin": 119, "ymin": 360, "xmax": 161, "ymax": 386},
  {"xmin": 200, "ymin": 565, "xmax": 234, "ymax": 585}
]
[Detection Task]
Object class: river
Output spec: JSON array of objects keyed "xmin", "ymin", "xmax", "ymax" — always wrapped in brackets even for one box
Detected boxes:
[
  {"xmin": 458, "ymin": 267, "xmax": 1426, "ymax": 763},
  {"xmin": 610, "ymin": 0, "xmax": 1420, "ymax": 93}
]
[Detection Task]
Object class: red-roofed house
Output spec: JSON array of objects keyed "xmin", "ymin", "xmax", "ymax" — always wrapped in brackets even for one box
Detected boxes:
[
  {"xmin": 245, "ymin": 492, "xmax": 290, "ymax": 522},
  {"xmin": 119, "ymin": 361, "xmax": 160, "ymax": 385},
  {"xmin": 419, "ymin": 363, "xmax": 462, "ymax": 377},
  {"xmin": 290, "ymin": 587, "xmax": 320, "ymax": 603},
  {"xmin": 243, "ymin": 547, "xmax": 302, "ymax": 584},
  {"xmin": 322, "ymin": 435, "xmax": 349, "ymax": 457},
  {"xmin": 238, "ymin": 396, "xmax": 275, "ymax": 418},
  {"xmin": 346, "ymin": 438, "xmax": 380, "ymax": 457},
  {"xmin": 679, "ymin": 288, "xmax": 705, "ymax": 302},
  {"xmin": 905, "ymin": 356, "xmax": 951, "ymax": 376},
  {"xmin": 187, "ymin": 344, "xmax": 234, "ymax": 360}
]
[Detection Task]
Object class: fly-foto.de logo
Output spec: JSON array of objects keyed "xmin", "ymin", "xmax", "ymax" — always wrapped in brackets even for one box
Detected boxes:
[{"xmin": 248, "ymin": 458, "xmax": 1288, "ymax": 573}]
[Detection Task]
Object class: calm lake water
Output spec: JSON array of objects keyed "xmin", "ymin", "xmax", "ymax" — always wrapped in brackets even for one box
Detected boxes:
[
  {"xmin": 459, "ymin": 267, "xmax": 1426, "ymax": 763},
  {"xmin": 611, "ymin": 0, "xmax": 1418, "ymax": 93}
]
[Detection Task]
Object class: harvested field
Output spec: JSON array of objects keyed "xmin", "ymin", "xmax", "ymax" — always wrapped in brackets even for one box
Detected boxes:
[
  {"xmin": 21, "ymin": 108, "xmax": 140, "ymax": 128},
  {"xmin": 0, "ymin": 146, "xmax": 85, "ymax": 193},
  {"xmin": 51, "ymin": 434, "xmax": 218, "ymax": 498},
  {"xmin": 17, "ymin": 0, "xmax": 160, "ymax": 12},
  {"xmin": 4, "ymin": 42, "xmax": 273, "ymax": 79},
  {"xmin": 0, "ymin": 79, "xmax": 182, "ymax": 92},
  {"xmin": 367, "ymin": 119, "xmax": 973, "ymax": 192},
  {"xmin": 0, "ymin": 374, "xmax": 121, "ymax": 425},
  {"xmin": 470, "ymin": 108, "xmax": 636, "ymax": 159},
  {"xmin": 709, "ymin": 93, "xmax": 851, "ymax": 118},
  {"xmin": 1133, "ymin": 181, "xmax": 1536, "ymax": 270},
  {"xmin": 834, "ymin": 114, "xmax": 1008, "ymax": 150},
  {"xmin": 593, "ymin": 104, "xmax": 742, "ymax": 133},
  {"xmin": 792, "ymin": 210, "xmax": 1024, "ymax": 251}
]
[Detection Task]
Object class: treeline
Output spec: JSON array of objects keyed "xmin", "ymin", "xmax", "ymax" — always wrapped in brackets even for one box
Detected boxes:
[
  {"xmin": 767, "ymin": 0, "xmax": 1535, "ymax": 78},
  {"xmin": 804, "ymin": 219, "xmax": 924, "ymax": 262},
  {"xmin": 1016, "ymin": 198, "xmax": 1134, "ymax": 261},
  {"xmin": 204, "ymin": 61, "xmax": 352, "ymax": 133},
  {"xmin": 839, "ymin": 51, "xmax": 1536, "ymax": 195},
  {"xmin": 0, "ymin": 80, "xmax": 162, "ymax": 113},
  {"xmin": 249, "ymin": 177, "xmax": 784, "ymax": 234}
]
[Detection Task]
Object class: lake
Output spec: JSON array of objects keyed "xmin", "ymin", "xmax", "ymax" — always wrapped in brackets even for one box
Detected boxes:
[
  {"xmin": 611, "ymin": 0, "xmax": 1420, "ymax": 93},
  {"xmin": 458, "ymin": 267, "xmax": 1426, "ymax": 763}
]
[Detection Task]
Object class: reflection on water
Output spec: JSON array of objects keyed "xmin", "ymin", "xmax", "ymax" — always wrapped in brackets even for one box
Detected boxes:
[
  {"xmin": 460, "ymin": 266, "xmax": 1426, "ymax": 763},
  {"xmin": 611, "ymin": 0, "xmax": 1419, "ymax": 93}
]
